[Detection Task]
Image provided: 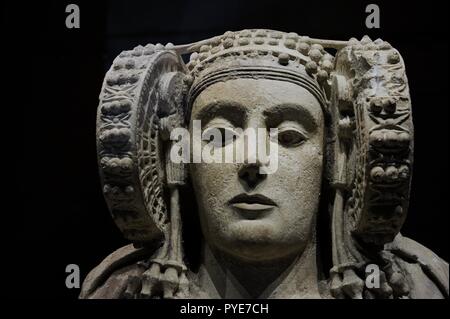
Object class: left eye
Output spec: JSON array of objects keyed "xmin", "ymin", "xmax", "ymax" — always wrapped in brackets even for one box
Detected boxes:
[
  {"xmin": 277, "ymin": 129, "xmax": 306, "ymax": 147},
  {"xmin": 203, "ymin": 127, "xmax": 237, "ymax": 147}
]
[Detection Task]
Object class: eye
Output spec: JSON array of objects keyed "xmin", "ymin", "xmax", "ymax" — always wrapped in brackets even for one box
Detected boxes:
[
  {"xmin": 277, "ymin": 128, "xmax": 306, "ymax": 147},
  {"xmin": 203, "ymin": 126, "xmax": 238, "ymax": 148}
]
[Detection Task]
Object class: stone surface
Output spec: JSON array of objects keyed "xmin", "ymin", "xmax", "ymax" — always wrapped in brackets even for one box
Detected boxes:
[{"xmin": 81, "ymin": 30, "xmax": 449, "ymax": 299}]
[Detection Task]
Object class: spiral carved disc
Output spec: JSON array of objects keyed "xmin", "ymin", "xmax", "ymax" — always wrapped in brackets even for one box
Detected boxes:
[{"xmin": 96, "ymin": 47, "xmax": 186, "ymax": 243}]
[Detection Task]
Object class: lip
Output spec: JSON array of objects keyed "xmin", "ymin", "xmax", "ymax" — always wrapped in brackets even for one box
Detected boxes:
[{"xmin": 228, "ymin": 193, "xmax": 277, "ymax": 211}]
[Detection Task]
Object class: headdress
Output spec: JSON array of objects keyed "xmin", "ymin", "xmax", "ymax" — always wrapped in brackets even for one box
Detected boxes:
[{"xmin": 96, "ymin": 30, "xmax": 413, "ymax": 298}]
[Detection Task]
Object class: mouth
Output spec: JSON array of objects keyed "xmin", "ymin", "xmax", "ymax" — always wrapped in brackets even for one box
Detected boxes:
[{"xmin": 228, "ymin": 193, "xmax": 277, "ymax": 211}]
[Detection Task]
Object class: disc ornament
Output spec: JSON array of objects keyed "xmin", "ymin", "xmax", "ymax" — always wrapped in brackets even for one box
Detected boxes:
[
  {"xmin": 97, "ymin": 46, "xmax": 187, "ymax": 244},
  {"xmin": 330, "ymin": 36, "xmax": 414, "ymax": 246}
]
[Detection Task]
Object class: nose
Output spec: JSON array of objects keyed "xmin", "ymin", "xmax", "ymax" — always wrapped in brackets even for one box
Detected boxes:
[{"xmin": 238, "ymin": 161, "xmax": 267, "ymax": 190}]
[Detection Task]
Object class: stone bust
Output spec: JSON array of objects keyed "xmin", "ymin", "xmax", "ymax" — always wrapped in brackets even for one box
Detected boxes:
[{"xmin": 80, "ymin": 29, "xmax": 448, "ymax": 299}]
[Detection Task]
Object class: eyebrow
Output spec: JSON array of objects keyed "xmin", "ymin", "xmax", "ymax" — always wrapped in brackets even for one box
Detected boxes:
[
  {"xmin": 192, "ymin": 100, "xmax": 247, "ymax": 127},
  {"xmin": 263, "ymin": 103, "xmax": 318, "ymax": 132}
]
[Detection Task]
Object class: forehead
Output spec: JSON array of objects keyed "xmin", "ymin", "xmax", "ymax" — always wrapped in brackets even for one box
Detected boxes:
[{"xmin": 190, "ymin": 78, "xmax": 323, "ymax": 123}]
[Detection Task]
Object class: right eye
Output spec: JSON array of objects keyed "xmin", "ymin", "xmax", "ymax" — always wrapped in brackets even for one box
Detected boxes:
[
  {"xmin": 203, "ymin": 127, "xmax": 238, "ymax": 148},
  {"xmin": 277, "ymin": 128, "xmax": 307, "ymax": 147}
]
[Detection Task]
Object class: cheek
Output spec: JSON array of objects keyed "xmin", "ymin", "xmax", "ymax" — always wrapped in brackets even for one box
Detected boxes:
[
  {"xmin": 275, "ymin": 141, "xmax": 323, "ymax": 218},
  {"xmin": 189, "ymin": 163, "xmax": 237, "ymax": 221}
]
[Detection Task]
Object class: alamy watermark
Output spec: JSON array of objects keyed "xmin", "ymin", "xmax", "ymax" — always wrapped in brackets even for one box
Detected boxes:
[{"xmin": 169, "ymin": 120, "xmax": 280, "ymax": 174}]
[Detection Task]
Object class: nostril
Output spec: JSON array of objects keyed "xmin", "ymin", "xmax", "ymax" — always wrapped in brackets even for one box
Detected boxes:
[{"xmin": 238, "ymin": 164, "xmax": 266, "ymax": 189}]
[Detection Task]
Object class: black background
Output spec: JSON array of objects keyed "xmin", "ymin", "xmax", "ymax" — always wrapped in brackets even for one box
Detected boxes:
[{"xmin": 4, "ymin": 0, "xmax": 448, "ymax": 299}]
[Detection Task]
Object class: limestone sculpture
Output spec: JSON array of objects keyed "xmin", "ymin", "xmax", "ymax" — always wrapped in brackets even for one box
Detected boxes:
[{"xmin": 80, "ymin": 30, "xmax": 449, "ymax": 299}]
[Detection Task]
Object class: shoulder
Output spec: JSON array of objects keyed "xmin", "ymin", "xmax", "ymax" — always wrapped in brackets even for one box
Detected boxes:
[
  {"xmin": 386, "ymin": 234, "xmax": 449, "ymax": 298},
  {"xmin": 79, "ymin": 244, "xmax": 154, "ymax": 299}
]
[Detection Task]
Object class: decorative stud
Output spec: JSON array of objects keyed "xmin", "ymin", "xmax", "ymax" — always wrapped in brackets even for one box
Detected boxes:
[
  {"xmin": 286, "ymin": 32, "xmax": 299, "ymax": 40},
  {"xmin": 385, "ymin": 166, "xmax": 399, "ymax": 180},
  {"xmin": 284, "ymin": 39, "xmax": 296, "ymax": 49},
  {"xmin": 223, "ymin": 38, "xmax": 234, "ymax": 48},
  {"xmin": 278, "ymin": 53, "xmax": 290, "ymax": 66},
  {"xmin": 309, "ymin": 49, "xmax": 323, "ymax": 62},
  {"xmin": 297, "ymin": 42, "xmax": 310, "ymax": 55},
  {"xmin": 199, "ymin": 45, "xmax": 210, "ymax": 53},
  {"xmin": 238, "ymin": 38, "xmax": 250, "ymax": 46},
  {"xmin": 388, "ymin": 51, "xmax": 400, "ymax": 64},
  {"xmin": 254, "ymin": 38, "xmax": 265, "ymax": 45},
  {"xmin": 370, "ymin": 166, "xmax": 385, "ymax": 182},
  {"xmin": 321, "ymin": 59, "xmax": 334, "ymax": 73},
  {"xmin": 305, "ymin": 61, "xmax": 318, "ymax": 75},
  {"xmin": 317, "ymin": 69, "xmax": 329, "ymax": 83},
  {"xmin": 255, "ymin": 30, "xmax": 267, "ymax": 37}
]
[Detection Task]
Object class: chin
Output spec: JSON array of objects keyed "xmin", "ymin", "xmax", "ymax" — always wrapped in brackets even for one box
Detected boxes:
[{"xmin": 213, "ymin": 221, "xmax": 302, "ymax": 262}]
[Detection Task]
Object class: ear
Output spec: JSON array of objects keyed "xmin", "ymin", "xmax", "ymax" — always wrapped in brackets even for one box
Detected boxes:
[{"xmin": 96, "ymin": 45, "xmax": 190, "ymax": 245}]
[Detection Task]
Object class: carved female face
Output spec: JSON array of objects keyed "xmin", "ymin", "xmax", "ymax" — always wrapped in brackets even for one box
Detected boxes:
[{"xmin": 189, "ymin": 78, "xmax": 324, "ymax": 262}]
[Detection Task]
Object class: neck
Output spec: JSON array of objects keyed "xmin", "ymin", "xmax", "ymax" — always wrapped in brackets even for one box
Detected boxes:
[{"xmin": 197, "ymin": 239, "xmax": 323, "ymax": 298}]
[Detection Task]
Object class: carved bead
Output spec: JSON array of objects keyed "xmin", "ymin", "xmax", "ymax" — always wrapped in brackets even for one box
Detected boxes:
[
  {"xmin": 268, "ymin": 39, "xmax": 278, "ymax": 46},
  {"xmin": 321, "ymin": 60, "xmax": 333, "ymax": 73},
  {"xmin": 223, "ymin": 38, "xmax": 234, "ymax": 48},
  {"xmin": 297, "ymin": 42, "xmax": 310, "ymax": 55},
  {"xmin": 305, "ymin": 61, "xmax": 318, "ymax": 75},
  {"xmin": 385, "ymin": 166, "xmax": 399, "ymax": 180},
  {"xmin": 348, "ymin": 38, "xmax": 359, "ymax": 45},
  {"xmin": 132, "ymin": 48, "xmax": 143, "ymax": 56},
  {"xmin": 125, "ymin": 59, "xmax": 135, "ymax": 69},
  {"xmin": 199, "ymin": 45, "xmax": 210, "ymax": 52},
  {"xmin": 155, "ymin": 43, "xmax": 164, "ymax": 51},
  {"xmin": 106, "ymin": 74, "xmax": 118, "ymax": 86},
  {"xmin": 398, "ymin": 165, "xmax": 409, "ymax": 180},
  {"xmin": 187, "ymin": 61, "xmax": 196, "ymax": 70},
  {"xmin": 370, "ymin": 166, "xmax": 385, "ymax": 182},
  {"xmin": 360, "ymin": 35, "xmax": 372, "ymax": 45},
  {"xmin": 254, "ymin": 38, "xmax": 265, "ymax": 45},
  {"xmin": 255, "ymin": 30, "xmax": 267, "ymax": 37},
  {"xmin": 165, "ymin": 43, "xmax": 174, "ymax": 49},
  {"xmin": 322, "ymin": 53, "xmax": 334, "ymax": 61},
  {"xmin": 308, "ymin": 49, "xmax": 323, "ymax": 62},
  {"xmin": 210, "ymin": 36, "xmax": 222, "ymax": 46},
  {"xmin": 311, "ymin": 44, "xmax": 324, "ymax": 52},
  {"xmin": 113, "ymin": 61, "xmax": 123, "ymax": 70},
  {"xmin": 284, "ymin": 39, "xmax": 296, "ymax": 49},
  {"xmin": 286, "ymin": 32, "xmax": 299, "ymax": 40},
  {"xmin": 119, "ymin": 157, "xmax": 133, "ymax": 170},
  {"xmin": 198, "ymin": 52, "xmax": 208, "ymax": 61},
  {"xmin": 278, "ymin": 53, "xmax": 290, "ymax": 66},
  {"xmin": 270, "ymin": 31, "xmax": 283, "ymax": 39},
  {"xmin": 238, "ymin": 38, "xmax": 250, "ymax": 46},
  {"xmin": 189, "ymin": 52, "xmax": 198, "ymax": 61},
  {"xmin": 379, "ymin": 41, "xmax": 392, "ymax": 50},
  {"xmin": 388, "ymin": 51, "xmax": 400, "ymax": 64},
  {"xmin": 374, "ymin": 38, "xmax": 383, "ymax": 45},
  {"xmin": 317, "ymin": 69, "xmax": 329, "ymax": 83},
  {"xmin": 239, "ymin": 30, "xmax": 251, "ymax": 37},
  {"xmin": 183, "ymin": 75, "xmax": 194, "ymax": 86}
]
